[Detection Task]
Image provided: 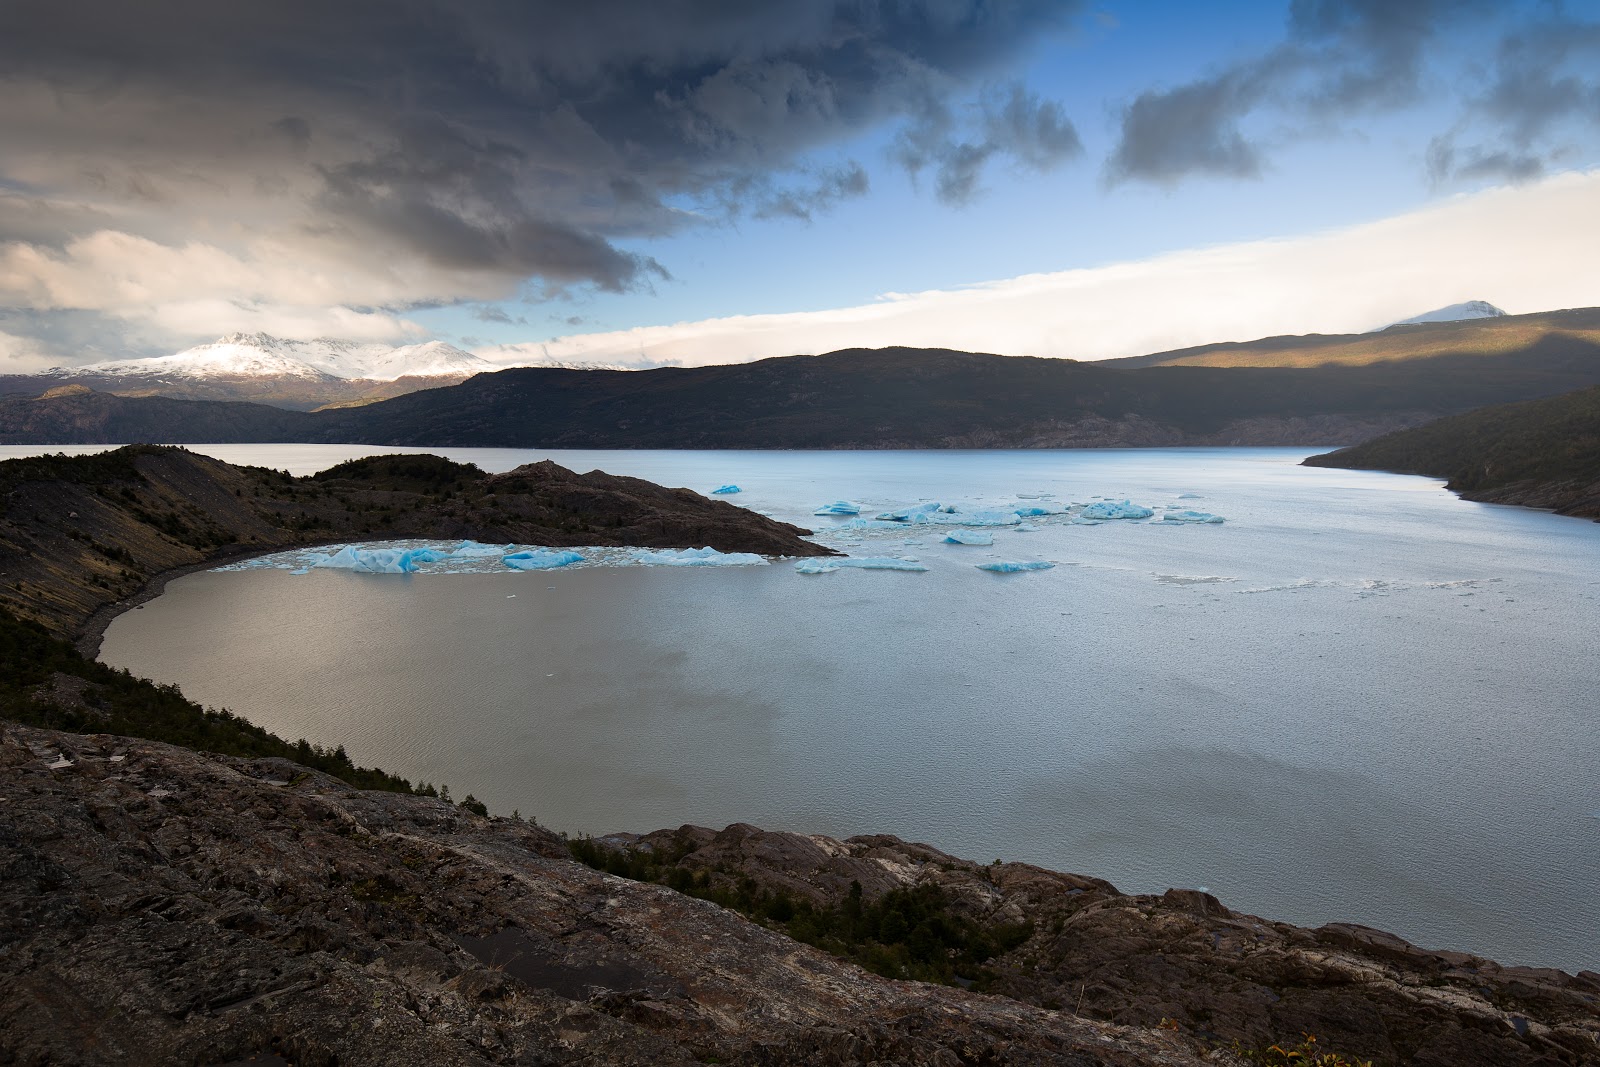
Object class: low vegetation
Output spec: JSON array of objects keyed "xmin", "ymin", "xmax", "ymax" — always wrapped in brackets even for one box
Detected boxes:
[{"xmin": 568, "ymin": 833, "xmax": 1033, "ymax": 988}]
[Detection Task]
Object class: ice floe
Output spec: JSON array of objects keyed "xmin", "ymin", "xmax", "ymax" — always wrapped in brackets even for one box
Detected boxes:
[
  {"xmin": 1079, "ymin": 500, "xmax": 1154, "ymax": 520},
  {"xmin": 632, "ymin": 546, "xmax": 768, "ymax": 566},
  {"xmin": 942, "ymin": 530, "xmax": 994, "ymax": 546},
  {"xmin": 795, "ymin": 557, "xmax": 929, "ymax": 574},
  {"xmin": 503, "ymin": 549, "xmax": 585, "ymax": 570},
  {"xmin": 976, "ymin": 561, "xmax": 1056, "ymax": 573},
  {"xmin": 1158, "ymin": 509, "xmax": 1224, "ymax": 524},
  {"xmin": 813, "ymin": 501, "xmax": 862, "ymax": 515},
  {"xmin": 709, "ymin": 484, "xmax": 742, "ymax": 494}
]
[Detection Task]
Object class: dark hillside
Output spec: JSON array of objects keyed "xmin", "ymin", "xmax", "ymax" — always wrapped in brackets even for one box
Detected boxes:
[{"xmin": 1304, "ymin": 385, "xmax": 1600, "ymax": 519}]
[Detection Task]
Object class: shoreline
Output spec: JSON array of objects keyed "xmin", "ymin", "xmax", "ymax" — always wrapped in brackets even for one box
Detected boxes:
[{"xmin": 74, "ymin": 536, "xmax": 361, "ymax": 660}]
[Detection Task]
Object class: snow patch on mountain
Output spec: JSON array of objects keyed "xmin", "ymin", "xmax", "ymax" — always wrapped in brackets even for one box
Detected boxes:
[
  {"xmin": 1378, "ymin": 301, "xmax": 1506, "ymax": 330},
  {"xmin": 69, "ymin": 333, "xmax": 498, "ymax": 382}
]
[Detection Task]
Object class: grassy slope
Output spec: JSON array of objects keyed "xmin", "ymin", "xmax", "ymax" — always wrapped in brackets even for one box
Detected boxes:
[
  {"xmin": 1103, "ymin": 307, "xmax": 1600, "ymax": 368},
  {"xmin": 1303, "ymin": 385, "xmax": 1600, "ymax": 518}
]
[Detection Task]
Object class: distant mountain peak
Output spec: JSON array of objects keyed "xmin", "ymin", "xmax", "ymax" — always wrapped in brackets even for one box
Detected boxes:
[
  {"xmin": 1380, "ymin": 300, "xmax": 1506, "ymax": 330},
  {"xmin": 70, "ymin": 333, "xmax": 498, "ymax": 383}
]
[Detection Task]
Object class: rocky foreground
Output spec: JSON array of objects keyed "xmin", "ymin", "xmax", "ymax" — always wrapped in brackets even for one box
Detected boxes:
[{"xmin": 3, "ymin": 721, "xmax": 1598, "ymax": 1067}]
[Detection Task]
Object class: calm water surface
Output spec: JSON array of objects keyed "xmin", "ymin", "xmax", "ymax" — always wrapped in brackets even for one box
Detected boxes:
[{"xmin": 85, "ymin": 445, "xmax": 1600, "ymax": 972}]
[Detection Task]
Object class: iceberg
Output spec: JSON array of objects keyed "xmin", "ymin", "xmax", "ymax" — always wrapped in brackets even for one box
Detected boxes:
[
  {"xmin": 795, "ymin": 557, "xmax": 929, "ymax": 574},
  {"xmin": 709, "ymin": 484, "xmax": 741, "ymax": 494},
  {"xmin": 1011, "ymin": 503, "xmax": 1065, "ymax": 516},
  {"xmin": 976, "ymin": 561, "xmax": 1056, "ymax": 573},
  {"xmin": 1014, "ymin": 523, "xmax": 1040, "ymax": 532},
  {"xmin": 813, "ymin": 501, "xmax": 862, "ymax": 515},
  {"xmin": 1159, "ymin": 509, "xmax": 1225, "ymax": 524},
  {"xmin": 1079, "ymin": 500, "xmax": 1154, "ymax": 520},
  {"xmin": 312, "ymin": 545, "xmax": 426, "ymax": 573},
  {"xmin": 632, "ymin": 546, "xmax": 767, "ymax": 566},
  {"xmin": 503, "ymin": 549, "xmax": 585, "ymax": 570},
  {"xmin": 942, "ymin": 530, "xmax": 994, "ymax": 546},
  {"xmin": 407, "ymin": 547, "xmax": 455, "ymax": 564}
]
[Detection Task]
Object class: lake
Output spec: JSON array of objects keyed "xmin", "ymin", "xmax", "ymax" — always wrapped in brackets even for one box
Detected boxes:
[{"xmin": 81, "ymin": 444, "xmax": 1600, "ymax": 973}]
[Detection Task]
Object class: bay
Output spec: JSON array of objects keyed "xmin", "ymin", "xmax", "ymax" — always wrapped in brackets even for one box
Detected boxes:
[{"xmin": 83, "ymin": 445, "xmax": 1600, "ymax": 972}]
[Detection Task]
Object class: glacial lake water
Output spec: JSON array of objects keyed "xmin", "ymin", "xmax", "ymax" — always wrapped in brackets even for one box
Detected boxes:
[{"xmin": 74, "ymin": 444, "xmax": 1600, "ymax": 973}]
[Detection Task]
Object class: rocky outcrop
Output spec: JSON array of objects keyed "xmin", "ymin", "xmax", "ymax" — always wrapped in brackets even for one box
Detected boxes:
[
  {"xmin": 0, "ymin": 722, "xmax": 1215, "ymax": 1067},
  {"xmin": 601, "ymin": 824, "xmax": 1600, "ymax": 1066},
  {"xmin": 0, "ymin": 447, "xmax": 831, "ymax": 641}
]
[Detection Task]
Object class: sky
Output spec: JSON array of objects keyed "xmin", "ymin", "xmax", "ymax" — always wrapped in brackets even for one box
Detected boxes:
[{"xmin": 2, "ymin": 0, "xmax": 1599, "ymax": 372}]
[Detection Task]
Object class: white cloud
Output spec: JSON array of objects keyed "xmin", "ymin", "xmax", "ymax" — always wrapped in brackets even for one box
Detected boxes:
[{"xmin": 480, "ymin": 168, "xmax": 1600, "ymax": 369}]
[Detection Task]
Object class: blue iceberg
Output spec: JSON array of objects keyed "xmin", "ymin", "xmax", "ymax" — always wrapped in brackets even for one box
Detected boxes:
[
  {"xmin": 942, "ymin": 530, "xmax": 994, "ymax": 546},
  {"xmin": 976, "ymin": 561, "xmax": 1056, "ymax": 573},
  {"xmin": 1159, "ymin": 509, "xmax": 1225, "ymax": 524},
  {"xmin": 709, "ymin": 484, "xmax": 741, "ymax": 495},
  {"xmin": 503, "ymin": 549, "xmax": 585, "ymax": 570},
  {"xmin": 813, "ymin": 501, "xmax": 862, "ymax": 515},
  {"xmin": 1011, "ymin": 503, "xmax": 1065, "ymax": 516},
  {"xmin": 1079, "ymin": 500, "xmax": 1154, "ymax": 520},
  {"xmin": 312, "ymin": 545, "xmax": 425, "ymax": 573},
  {"xmin": 795, "ymin": 557, "xmax": 929, "ymax": 574},
  {"xmin": 633, "ymin": 546, "xmax": 767, "ymax": 566}
]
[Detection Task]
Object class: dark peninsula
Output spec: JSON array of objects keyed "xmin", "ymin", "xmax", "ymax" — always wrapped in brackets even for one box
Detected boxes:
[
  {"xmin": 1303, "ymin": 385, "xmax": 1600, "ymax": 520},
  {"xmin": 0, "ymin": 446, "xmax": 830, "ymax": 644}
]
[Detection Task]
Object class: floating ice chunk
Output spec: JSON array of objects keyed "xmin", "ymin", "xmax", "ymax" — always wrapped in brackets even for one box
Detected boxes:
[
  {"xmin": 1177, "ymin": 493, "xmax": 1203, "ymax": 499},
  {"xmin": 813, "ymin": 501, "xmax": 862, "ymax": 515},
  {"xmin": 633, "ymin": 546, "xmax": 767, "ymax": 566},
  {"xmin": 709, "ymin": 484, "xmax": 741, "ymax": 494},
  {"xmin": 959, "ymin": 510, "xmax": 1023, "ymax": 527},
  {"xmin": 407, "ymin": 547, "xmax": 455, "ymax": 564},
  {"xmin": 289, "ymin": 567, "xmax": 311, "ymax": 575},
  {"xmin": 976, "ymin": 561, "xmax": 1056, "ymax": 573},
  {"xmin": 943, "ymin": 530, "xmax": 994, "ymax": 546},
  {"xmin": 451, "ymin": 540, "xmax": 512, "ymax": 558},
  {"xmin": 503, "ymin": 549, "xmax": 585, "ymax": 570},
  {"xmin": 1070, "ymin": 517, "xmax": 1103, "ymax": 526},
  {"xmin": 1078, "ymin": 500, "xmax": 1154, "ymax": 520},
  {"xmin": 795, "ymin": 557, "xmax": 929, "ymax": 574},
  {"xmin": 1011, "ymin": 503, "xmax": 1065, "ymax": 516},
  {"xmin": 313, "ymin": 545, "xmax": 425, "ymax": 573},
  {"xmin": 1014, "ymin": 523, "xmax": 1040, "ymax": 533},
  {"xmin": 829, "ymin": 518, "xmax": 909, "ymax": 531},
  {"xmin": 875, "ymin": 502, "xmax": 942, "ymax": 522},
  {"xmin": 1159, "ymin": 509, "xmax": 1224, "ymax": 524}
]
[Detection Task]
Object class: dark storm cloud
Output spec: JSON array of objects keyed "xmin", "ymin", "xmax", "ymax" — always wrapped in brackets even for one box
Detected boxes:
[
  {"xmin": 0, "ymin": 0, "xmax": 1085, "ymax": 294},
  {"xmin": 894, "ymin": 83, "xmax": 1082, "ymax": 205},
  {"xmin": 1107, "ymin": 0, "xmax": 1486, "ymax": 186},
  {"xmin": 1428, "ymin": 13, "xmax": 1600, "ymax": 185}
]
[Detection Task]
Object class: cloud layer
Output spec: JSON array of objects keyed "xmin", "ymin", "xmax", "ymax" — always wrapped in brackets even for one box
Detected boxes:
[
  {"xmin": 479, "ymin": 170, "xmax": 1600, "ymax": 368},
  {"xmin": 0, "ymin": 1, "xmax": 1086, "ymax": 360}
]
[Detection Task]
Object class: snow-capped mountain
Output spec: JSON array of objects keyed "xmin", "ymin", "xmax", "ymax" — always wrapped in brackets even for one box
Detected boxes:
[
  {"xmin": 72, "ymin": 333, "xmax": 498, "ymax": 383},
  {"xmin": 1379, "ymin": 301, "xmax": 1506, "ymax": 330}
]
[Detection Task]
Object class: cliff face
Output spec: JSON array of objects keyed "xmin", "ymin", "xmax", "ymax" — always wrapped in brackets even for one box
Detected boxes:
[
  {"xmin": 0, "ymin": 722, "xmax": 1214, "ymax": 1067},
  {"xmin": 0, "ymin": 448, "xmax": 830, "ymax": 639}
]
